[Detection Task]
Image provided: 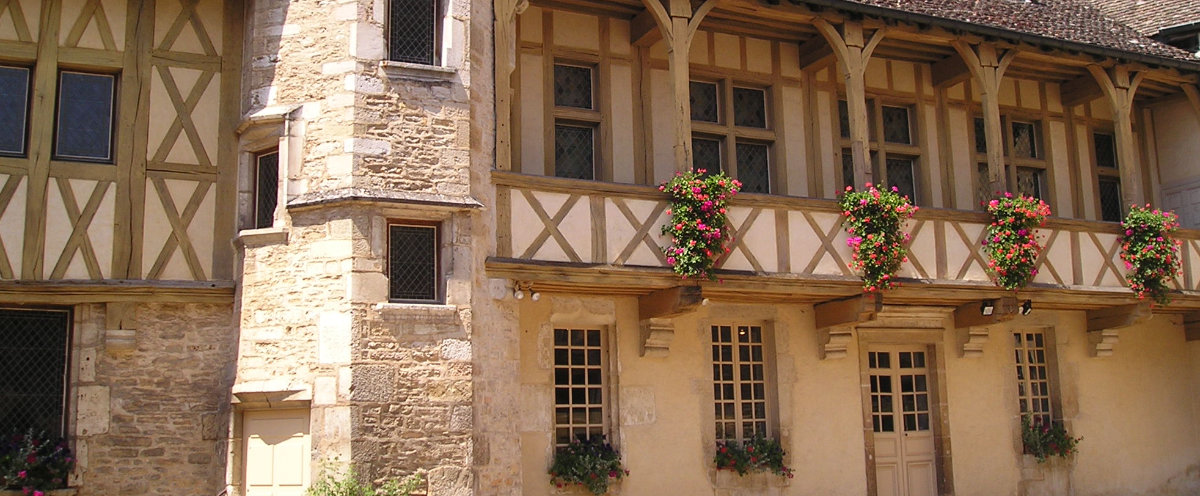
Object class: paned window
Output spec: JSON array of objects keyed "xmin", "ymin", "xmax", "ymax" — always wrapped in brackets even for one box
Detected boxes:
[
  {"xmin": 0, "ymin": 66, "xmax": 30, "ymax": 156},
  {"xmin": 887, "ymin": 158, "xmax": 916, "ymax": 202},
  {"xmin": 1016, "ymin": 166, "xmax": 1044, "ymax": 200},
  {"xmin": 1094, "ymin": 132, "xmax": 1122, "ymax": 222},
  {"xmin": 0, "ymin": 309, "xmax": 71, "ymax": 438},
  {"xmin": 1011, "ymin": 121, "xmax": 1039, "ymax": 159},
  {"xmin": 838, "ymin": 99, "xmax": 919, "ymax": 200},
  {"xmin": 1014, "ymin": 331, "xmax": 1053, "ymax": 426},
  {"xmin": 55, "ymin": 71, "xmax": 116, "ymax": 163},
  {"xmin": 690, "ymin": 81, "xmax": 774, "ymax": 192},
  {"xmin": 1093, "ymin": 133, "xmax": 1116, "ymax": 170},
  {"xmin": 712, "ymin": 325, "xmax": 769, "ymax": 442},
  {"xmin": 972, "ymin": 116, "xmax": 1049, "ymax": 206},
  {"xmin": 389, "ymin": 0, "xmax": 440, "ymax": 65},
  {"xmin": 388, "ymin": 223, "xmax": 440, "ymax": 302},
  {"xmin": 254, "ymin": 151, "xmax": 279, "ymax": 229},
  {"xmin": 881, "ymin": 105, "xmax": 912, "ymax": 145},
  {"xmin": 554, "ymin": 328, "xmax": 606, "ymax": 446},
  {"xmin": 553, "ymin": 63, "xmax": 598, "ymax": 180},
  {"xmin": 1099, "ymin": 177, "xmax": 1123, "ymax": 222},
  {"xmin": 868, "ymin": 350, "xmax": 931, "ymax": 434}
]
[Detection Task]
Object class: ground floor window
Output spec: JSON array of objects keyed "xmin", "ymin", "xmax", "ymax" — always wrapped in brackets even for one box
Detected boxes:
[
  {"xmin": 712, "ymin": 324, "xmax": 770, "ymax": 442},
  {"xmin": 553, "ymin": 327, "xmax": 607, "ymax": 446},
  {"xmin": 1014, "ymin": 330, "xmax": 1053, "ymax": 425},
  {"xmin": 0, "ymin": 308, "xmax": 71, "ymax": 437}
]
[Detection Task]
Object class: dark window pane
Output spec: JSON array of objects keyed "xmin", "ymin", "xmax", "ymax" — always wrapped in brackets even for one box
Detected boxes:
[
  {"xmin": 693, "ymin": 137, "xmax": 722, "ymax": 175},
  {"xmin": 0, "ymin": 309, "xmax": 70, "ymax": 438},
  {"xmin": 1094, "ymin": 133, "xmax": 1116, "ymax": 169},
  {"xmin": 736, "ymin": 142, "xmax": 769, "ymax": 194},
  {"xmin": 839, "ymin": 100, "xmax": 850, "ymax": 138},
  {"xmin": 554, "ymin": 64, "xmax": 593, "ymax": 109},
  {"xmin": 388, "ymin": 224, "xmax": 438, "ymax": 301},
  {"xmin": 976, "ymin": 162, "xmax": 991, "ymax": 208},
  {"xmin": 882, "ymin": 106, "xmax": 911, "ymax": 144},
  {"xmin": 842, "ymin": 149, "xmax": 854, "ymax": 190},
  {"xmin": 56, "ymin": 71, "xmax": 115, "ymax": 162},
  {"xmin": 1016, "ymin": 167, "xmax": 1043, "ymax": 200},
  {"xmin": 886, "ymin": 158, "xmax": 916, "ymax": 203},
  {"xmin": 1012, "ymin": 121, "xmax": 1038, "ymax": 158},
  {"xmin": 690, "ymin": 81, "xmax": 718, "ymax": 122},
  {"xmin": 0, "ymin": 66, "xmax": 30, "ymax": 155},
  {"xmin": 733, "ymin": 87, "xmax": 766, "ymax": 128},
  {"xmin": 554, "ymin": 125, "xmax": 594, "ymax": 179},
  {"xmin": 389, "ymin": 0, "xmax": 437, "ymax": 65},
  {"xmin": 1099, "ymin": 177, "xmax": 1123, "ymax": 222},
  {"xmin": 974, "ymin": 117, "xmax": 987, "ymax": 153},
  {"xmin": 254, "ymin": 151, "xmax": 279, "ymax": 229}
]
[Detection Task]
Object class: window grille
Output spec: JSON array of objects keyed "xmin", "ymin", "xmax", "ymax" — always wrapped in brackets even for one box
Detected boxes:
[
  {"xmin": 1014, "ymin": 331, "xmax": 1052, "ymax": 426},
  {"xmin": 554, "ymin": 125, "xmax": 595, "ymax": 180},
  {"xmin": 389, "ymin": 0, "xmax": 438, "ymax": 65},
  {"xmin": 712, "ymin": 325, "xmax": 768, "ymax": 442},
  {"xmin": 388, "ymin": 223, "xmax": 439, "ymax": 302},
  {"xmin": 55, "ymin": 71, "xmax": 116, "ymax": 162},
  {"xmin": 886, "ymin": 157, "xmax": 915, "ymax": 202},
  {"xmin": 1016, "ymin": 166, "xmax": 1044, "ymax": 201},
  {"xmin": 736, "ymin": 143, "xmax": 769, "ymax": 194},
  {"xmin": 974, "ymin": 117, "xmax": 987, "ymax": 153},
  {"xmin": 841, "ymin": 150, "xmax": 854, "ymax": 190},
  {"xmin": 693, "ymin": 137, "xmax": 722, "ymax": 175},
  {"xmin": 838, "ymin": 100, "xmax": 851, "ymax": 139},
  {"xmin": 1099, "ymin": 177, "xmax": 1123, "ymax": 222},
  {"xmin": 1093, "ymin": 133, "xmax": 1116, "ymax": 169},
  {"xmin": 690, "ymin": 81, "xmax": 718, "ymax": 122},
  {"xmin": 553, "ymin": 328, "xmax": 605, "ymax": 446},
  {"xmin": 254, "ymin": 151, "xmax": 279, "ymax": 229},
  {"xmin": 732, "ymin": 87, "xmax": 766, "ymax": 128},
  {"xmin": 0, "ymin": 309, "xmax": 70, "ymax": 438},
  {"xmin": 1011, "ymin": 121, "xmax": 1039, "ymax": 159},
  {"xmin": 0, "ymin": 66, "xmax": 30, "ymax": 156},
  {"xmin": 554, "ymin": 64, "xmax": 593, "ymax": 109},
  {"xmin": 881, "ymin": 106, "xmax": 911, "ymax": 145}
]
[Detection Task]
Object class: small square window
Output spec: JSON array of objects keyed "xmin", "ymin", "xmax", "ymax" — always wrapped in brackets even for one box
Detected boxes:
[
  {"xmin": 554, "ymin": 124, "xmax": 595, "ymax": 180},
  {"xmin": 690, "ymin": 81, "xmax": 719, "ymax": 123},
  {"xmin": 55, "ymin": 71, "xmax": 116, "ymax": 163},
  {"xmin": 554, "ymin": 64, "xmax": 593, "ymax": 110},
  {"xmin": 1093, "ymin": 133, "xmax": 1116, "ymax": 169},
  {"xmin": 887, "ymin": 157, "xmax": 916, "ymax": 203},
  {"xmin": 1016, "ymin": 167, "xmax": 1044, "ymax": 201},
  {"xmin": 0, "ymin": 66, "xmax": 30, "ymax": 156},
  {"xmin": 733, "ymin": 87, "xmax": 766, "ymax": 128},
  {"xmin": 736, "ymin": 142, "xmax": 769, "ymax": 194},
  {"xmin": 254, "ymin": 151, "xmax": 279, "ymax": 229},
  {"xmin": 882, "ymin": 106, "xmax": 912, "ymax": 145},
  {"xmin": 1011, "ymin": 121, "xmax": 1039, "ymax": 159},
  {"xmin": 388, "ymin": 223, "xmax": 440, "ymax": 302},
  {"xmin": 389, "ymin": 0, "xmax": 439, "ymax": 65},
  {"xmin": 1099, "ymin": 177, "xmax": 1123, "ymax": 222},
  {"xmin": 693, "ymin": 137, "xmax": 722, "ymax": 175}
]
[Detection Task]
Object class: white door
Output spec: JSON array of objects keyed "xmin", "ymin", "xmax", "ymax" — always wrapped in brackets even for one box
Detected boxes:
[
  {"xmin": 868, "ymin": 347, "xmax": 936, "ymax": 496},
  {"xmin": 244, "ymin": 409, "xmax": 311, "ymax": 496}
]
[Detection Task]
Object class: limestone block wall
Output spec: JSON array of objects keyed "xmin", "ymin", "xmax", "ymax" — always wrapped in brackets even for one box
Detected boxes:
[{"xmin": 71, "ymin": 302, "xmax": 235, "ymax": 496}]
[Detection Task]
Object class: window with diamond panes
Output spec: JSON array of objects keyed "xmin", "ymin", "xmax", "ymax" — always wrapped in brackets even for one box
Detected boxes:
[
  {"xmin": 389, "ymin": 0, "xmax": 439, "ymax": 65},
  {"xmin": 736, "ymin": 143, "xmax": 769, "ymax": 194},
  {"xmin": 55, "ymin": 71, "xmax": 116, "ymax": 162},
  {"xmin": 882, "ymin": 105, "xmax": 911, "ymax": 145},
  {"xmin": 733, "ymin": 87, "xmax": 766, "ymax": 128},
  {"xmin": 0, "ymin": 66, "xmax": 30, "ymax": 156},
  {"xmin": 886, "ymin": 158, "xmax": 916, "ymax": 202},
  {"xmin": 554, "ymin": 328, "xmax": 606, "ymax": 446},
  {"xmin": 254, "ymin": 151, "xmax": 278, "ymax": 229},
  {"xmin": 554, "ymin": 64, "xmax": 593, "ymax": 109},
  {"xmin": 552, "ymin": 63, "xmax": 599, "ymax": 180},
  {"xmin": 1014, "ymin": 331, "xmax": 1053, "ymax": 426},
  {"xmin": 1016, "ymin": 166, "xmax": 1044, "ymax": 200},
  {"xmin": 974, "ymin": 117, "xmax": 987, "ymax": 153},
  {"xmin": 1099, "ymin": 177, "xmax": 1123, "ymax": 222},
  {"xmin": 554, "ymin": 125, "xmax": 595, "ymax": 180},
  {"xmin": 1011, "ymin": 121, "xmax": 1039, "ymax": 159},
  {"xmin": 712, "ymin": 325, "xmax": 769, "ymax": 443},
  {"xmin": 690, "ymin": 81, "xmax": 774, "ymax": 192},
  {"xmin": 1093, "ymin": 133, "xmax": 1116, "ymax": 169},
  {"xmin": 0, "ymin": 309, "xmax": 71, "ymax": 438},
  {"xmin": 974, "ymin": 116, "xmax": 1050, "ymax": 208},
  {"xmin": 693, "ymin": 137, "xmax": 722, "ymax": 175},
  {"xmin": 690, "ymin": 81, "xmax": 718, "ymax": 123},
  {"xmin": 841, "ymin": 150, "xmax": 854, "ymax": 190},
  {"xmin": 839, "ymin": 100, "xmax": 851, "ymax": 139},
  {"xmin": 388, "ymin": 224, "xmax": 439, "ymax": 302}
]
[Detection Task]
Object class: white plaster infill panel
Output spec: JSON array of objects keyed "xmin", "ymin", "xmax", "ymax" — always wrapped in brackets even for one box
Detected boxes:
[
  {"xmin": 788, "ymin": 210, "xmax": 848, "ymax": 276},
  {"xmin": 723, "ymin": 206, "xmax": 777, "ymax": 273},
  {"xmin": 899, "ymin": 219, "xmax": 935, "ymax": 279},
  {"xmin": 605, "ymin": 197, "xmax": 668, "ymax": 267},
  {"xmin": 0, "ymin": 174, "xmax": 26, "ymax": 277},
  {"xmin": 1035, "ymin": 230, "xmax": 1073, "ymax": 286},
  {"xmin": 945, "ymin": 221, "xmax": 989, "ymax": 282}
]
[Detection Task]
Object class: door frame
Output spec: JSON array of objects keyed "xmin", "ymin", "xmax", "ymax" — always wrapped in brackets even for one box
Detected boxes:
[{"xmin": 857, "ymin": 329, "xmax": 954, "ymax": 496}]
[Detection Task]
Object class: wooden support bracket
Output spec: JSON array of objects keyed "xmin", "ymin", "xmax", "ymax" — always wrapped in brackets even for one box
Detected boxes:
[
  {"xmin": 105, "ymin": 301, "xmax": 137, "ymax": 355},
  {"xmin": 1184, "ymin": 311, "xmax": 1200, "ymax": 342},
  {"xmin": 953, "ymin": 297, "xmax": 1018, "ymax": 358},
  {"xmin": 815, "ymin": 293, "xmax": 880, "ymax": 359},
  {"xmin": 1086, "ymin": 302, "xmax": 1151, "ymax": 357},
  {"xmin": 637, "ymin": 286, "xmax": 704, "ymax": 357}
]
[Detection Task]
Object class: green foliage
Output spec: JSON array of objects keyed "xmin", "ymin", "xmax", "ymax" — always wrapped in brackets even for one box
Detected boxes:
[
  {"xmin": 838, "ymin": 184, "xmax": 918, "ymax": 292},
  {"xmin": 983, "ymin": 193, "xmax": 1051, "ymax": 290},
  {"xmin": 713, "ymin": 436, "xmax": 794, "ymax": 478},
  {"xmin": 548, "ymin": 437, "xmax": 627, "ymax": 495},
  {"xmin": 1021, "ymin": 415, "xmax": 1081, "ymax": 463},
  {"xmin": 0, "ymin": 429, "xmax": 74, "ymax": 493},
  {"xmin": 659, "ymin": 169, "xmax": 741, "ymax": 280},
  {"xmin": 1120, "ymin": 205, "xmax": 1182, "ymax": 305},
  {"xmin": 306, "ymin": 462, "xmax": 423, "ymax": 496}
]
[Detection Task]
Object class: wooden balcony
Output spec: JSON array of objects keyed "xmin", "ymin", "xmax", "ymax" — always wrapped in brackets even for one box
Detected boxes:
[{"xmin": 488, "ymin": 171, "xmax": 1200, "ymax": 310}]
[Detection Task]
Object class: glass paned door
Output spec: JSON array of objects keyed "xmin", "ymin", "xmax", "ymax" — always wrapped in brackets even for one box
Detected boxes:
[{"xmin": 868, "ymin": 347, "xmax": 936, "ymax": 496}]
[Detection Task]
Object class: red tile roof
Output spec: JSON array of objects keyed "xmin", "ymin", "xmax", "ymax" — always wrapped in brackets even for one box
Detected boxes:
[{"xmin": 1087, "ymin": 0, "xmax": 1200, "ymax": 36}]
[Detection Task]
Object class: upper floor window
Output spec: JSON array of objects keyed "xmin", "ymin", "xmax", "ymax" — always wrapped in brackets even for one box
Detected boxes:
[
  {"xmin": 388, "ymin": 222, "xmax": 441, "ymax": 303},
  {"xmin": 55, "ymin": 71, "xmax": 116, "ymax": 163},
  {"xmin": 253, "ymin": 150, "xmax": 279, "ymax": 229},
  {"xmin": 0, "ymin": 308, "xmax": 71, "ymax": 438},
  {"xmin": 973, "ymin": 117, "xmax": 1047, "ymax": 206},
  {"xmin": 1093, "ymin": 132, "xmax": 1122, "ymax": 222},
  {"xmin": 553, "ymin": 63, "xmax": 598, "ymax": 181},
  {"xmin": 553, "ymin": 327, "xmax": 608, "ymax": 446},
  {"xmin": 0, "ymin": 66, "xmax": 30, "ymax": 156},
  {"xmin": 840, "ymin": 99, "xmax": 920, "ymax": 202},
  {"xmin": 712, "ymin": 324, "xmax": 774, "ymax": 443},
  {"xmin": 691, "ymin": 81, "xmax": 773, "ymax": 194},
  {"xmin": 389, "ymin": 0, "xmax": 441, "ymax": 65}
]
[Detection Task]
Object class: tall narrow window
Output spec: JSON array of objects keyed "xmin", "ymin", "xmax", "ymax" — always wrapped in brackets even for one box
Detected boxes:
[
  {"xmin": 712, "ymin": 324, "xmax": 770, "ymax": 442},
  {"xmin": 55, "ymin": 71, "xmax": 116, "ymax": 163},
  {"xmin": 553, "ymin": 63, "xmax": 598, "ymax": 180},
  {"xmin": 254, "ymin": 151, "xmax": 279, "ymax": 229},
  {"xmin": 1014, "ymin": 331, "xmax": 1053, "ymax": 426},
  {"xmin": 388, "ymin": 223, "xmax": 440, "ymax": 302},
  {"xmin": 554, "ymin": 327, "xmax": 606, "ymax": 446},
  {"xmin": 1094, "ymin": 132, "xmax": 1122, "ymax": 222},
  {"xmin": 389, "ymin": 0, "xmax": 439, "ymax": 65},
  {"xmin": 1099, "ymin": 177, "xmax": 1123, "ymax": 222},
  {"xmin": 0, "ymin": 66, "xmax": 30, "ymax": 156},
  {"xmin": 0, "ymin": 309, "xmax": 71, "ymax": 437},
  {"xmin": 691, "ymin": 81, "xmax": 774, "ymax": 193}
]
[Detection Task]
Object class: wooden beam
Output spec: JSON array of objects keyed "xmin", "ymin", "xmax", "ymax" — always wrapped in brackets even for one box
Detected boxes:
[
  {"xmin": 796, "ymin": 35, "xmax": 834, "ymax": 71},
  {"xmin": 815, "ymin": 293, "xmax": 881, "ymax": 330},
  {"xmin": 1060, "ymin": 74, "xmax": 1103, "ymax": 107},
  {"xmin": 1086, "ymin": 302, "xmax": 1151, "ymax": 357},
  {"xmin": 930, "ymin": 54, "xmax": 970, "ymax": 88},
  {"xmin": 631, "ymin": 8, "xmax": 662, "ymax": 46},
  {"xmin": 638, "ymin": 285, "xmax": 703, "ymax": 320},
  {"xmin": 953, "ymin": 296, "xmax": 1018, "ymax": 328},
  {"xmin": 1184, "ymin": 311, "xmax": 1200, "ymax": 342}
]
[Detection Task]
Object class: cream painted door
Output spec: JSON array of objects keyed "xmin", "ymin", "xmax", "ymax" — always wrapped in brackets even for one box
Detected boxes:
[
  {"xmin": 869, "ymin": 347, "xmax": 936, "ymax": 496},
  {"xmin": 244, "ymin": 409, "xmax": 311, "ymax": 496}
]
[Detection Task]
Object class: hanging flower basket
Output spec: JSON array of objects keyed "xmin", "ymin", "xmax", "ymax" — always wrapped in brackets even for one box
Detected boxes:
[
  {"xmin": 1120, "ymin": 205, "xmax": 1182, "ymax": 305},
  {"xmin": 838, "ymin": 184, "xmax": 918, "ymax": 292},
  {"xmin": 982, "ymin": 193, "xmax": 1051, "ymax": 290},
  {"xmin": 659, "ymin": 170, "xmax": 741, "ymax": 280}
]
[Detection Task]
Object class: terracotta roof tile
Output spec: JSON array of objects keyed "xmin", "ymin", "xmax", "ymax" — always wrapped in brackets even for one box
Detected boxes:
[{"xmin": 1088, "ymin": 0, "xmax": 1200, "ymax": 36}]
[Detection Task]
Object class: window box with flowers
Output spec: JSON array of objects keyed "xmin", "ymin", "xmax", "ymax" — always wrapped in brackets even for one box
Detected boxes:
[
  {"xmin": 711, "ymin": 437, "xmax": 794, "ymax": 490},
  {"xmin": 1120, "ymin": 205, "xmax": 1182, "ymax": 305},
  {"xmin": 659, "ymin": 170, "xmax": 741, "ymax": 280},
  {"xmin": 838, "ymin": 184, "xmax": 918, "ymax": 292},
  {"xmin": 548, "ymin": 437, "xmax": 627, "ymax": 495},
  {"xmin": 1, "ymin": 430, "xmax": 75, "ymax": 496},
  {"xmin": 982, "ymin": 193, "xmax": 1051, "ymax": 291}
]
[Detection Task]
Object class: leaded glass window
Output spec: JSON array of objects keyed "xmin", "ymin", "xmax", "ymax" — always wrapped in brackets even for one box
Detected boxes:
[
  {"xmin": 389, "ymin": 0, "xmax": 438, "ymax": 65},
  {"xmin": 712, "ymin": 325, "xmax": 768, "ymax": 443},
  {"xmin": 736, "ymin": 143, "xmax": 769, "ymax": 194},
  {"xmin": 554, "ymin": 125, "xmax": 594, "ymax": 180},
  {"xmin": 841, "ymin": 150, "xmax": 854, "ymax": 190},
  {"xmin": 1099, "ymin": 177, "xmax": 1122, "ymax": 222},
  {"xmin": 1094, "ymin": 133, "xmax": 1116, "ymax": 169},
  {"xmin": 693, "ymin": 137, "xmax": 722, "ymax": 175},
  {"xmin": 0, "ymin": 309, "xmax": 70, "ymax": 438},
  {"xmin": 554, "ymin": 328, "xmax": 606, "ymax": 446},
  {"xmin": 254, "ymin": 151, "xmax": 279, "ymax": 229},
  {"xmin": 976, "ymin": 163, "xmax": 992, "ymax": 208},
  {"xmin": 690, "ymin": 81, "xmax": 718, "ymax": 122},
  {"xmin": 0, "ymin": 66, "xmax": 30, "ymax": 156},
  {"xmin": 55, "ymin": 71, "xmax": 115, "ymax": 162},
  {"xmin": 388, "ymin": 224, "xmax": 439, "ymax": 302},
  {"xmin": 1011, "ymin": 121, "xmax": 1039, "ymax": 159},
  {"xmin": 839, "ymin": 100, "xmax": 850, "ymax": 139},
  {"xmin": 887, "ymin": 157, "xmax": 915, "ymax": 203},
  {"xmin": 882, "ymin": 105, "xmax": 911, "ymax": 145},
  {"xmin": 974, "ymin": 117, "xmax": 987, "ymax": 153},
  {"xmin": 554, "ymin": 64, "xmax": 593, "ymax": 109},
  {"xmin": 733, "ymin": 87, "xmax": 766, "ymax": 128},
  {"xmin": 1014, "ymin": 331, "xmax": 1053, "ymax": 426},
  {"xmin": 1016, "ymin": 167, "xmax": 1043, "ymax": 200}
]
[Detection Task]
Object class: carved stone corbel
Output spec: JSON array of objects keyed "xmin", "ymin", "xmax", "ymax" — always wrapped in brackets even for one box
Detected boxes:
[
  {"xmin": 814, "ymin": 293, "xmax": 880, "ymax": 359},
  {"xmin": 105, "ymin": 301, "xmax": 137, "ymax": 355},
  {"xmin": 1086, "ymin": 302, "xmax": 1151, "ymax": 357},
  {"xmin": 640, "ymin": 317, "xmax": 674, "ymax": 358},
  {"xmin": 953, "ymin": 297, "xmax": 1018, "ymax": 358},
  {"xmin": 637, "ymin": 286, "xmax": 704, "ymax": 357},
  {"xmin": 1183, "ymin": 311, "xmax": 1200, "ymax": 342}
]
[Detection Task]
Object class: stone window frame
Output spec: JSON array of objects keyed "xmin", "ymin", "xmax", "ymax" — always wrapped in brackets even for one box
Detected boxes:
[
  {"xmin": 690, "ymin": 76, "xmax": 777, "ymax": 194},
  {"xmin": 379, "ymin": 0, "xmax": 464, "ymax": 81},
  {"xmin": 550, "ymin": 60, "xmax": 601, "ymax": 181},
  {"xmin": 1009, "ymin": 325, "xmax": 1067, "ymax": 455},
  {"xmin": 235, "ymin": 105, "xmax": 305, "ymax": 242},
  {"xmin": 0, "ymin": 64, "xmax": 32, "ymax": 157},
  {"xmin": 386, "ymin": 220, "xmax": 443, "ymax": 304},
  {"xmin": 838, "ymin": 97, "xmax": 924, "ymax": 204},
  {"xmin": 0, "ymin": 307, "xmax": 73, "ymax": 439},
  {"xmin": 706, "ymin": 320, "xmax": 781, "ymax": 445},
  {"xmin": 970, "ymin": 114, "xmax": 1051, "ymax": 207},
  {"xmin": 551, "ymin": 326, "xmax": 611, "ymax": 447}
]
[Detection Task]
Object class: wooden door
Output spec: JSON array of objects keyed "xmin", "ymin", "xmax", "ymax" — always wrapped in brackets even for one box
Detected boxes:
[
  {"xmin": 868, "ymin": 347, "xmax": 936, "ymax": 496},
  {"xmin": 244, "ymin": 409, "xmax": 311, "ymax": 496}
]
